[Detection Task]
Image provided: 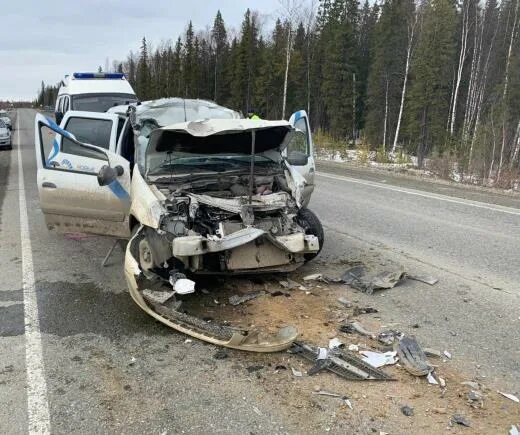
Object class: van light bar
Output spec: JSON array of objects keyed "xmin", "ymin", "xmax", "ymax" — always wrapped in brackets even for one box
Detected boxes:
[{"xmin": 72, "ymin": 72, "xmax": 125, "ymax": 80}]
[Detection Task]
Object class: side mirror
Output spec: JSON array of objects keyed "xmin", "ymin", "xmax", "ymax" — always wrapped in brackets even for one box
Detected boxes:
[
  {"xmin": 286, "ymin": 151, "xmax": 309, "ymax": 166},
  {"xmin": 97, "ymin": 165, "xmax": 124, "ymax": 186},
  {"xmin": 55, "ymin": 111, "xmax": 64, "ymax": 125}
]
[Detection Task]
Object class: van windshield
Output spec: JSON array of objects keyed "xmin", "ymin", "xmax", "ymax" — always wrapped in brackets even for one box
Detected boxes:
[{"xmin": 72, "ymin": 93, "xmax": 137, "ymax": 113}]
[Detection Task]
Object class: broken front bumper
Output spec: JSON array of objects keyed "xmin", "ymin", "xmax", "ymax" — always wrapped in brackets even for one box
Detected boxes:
[
  {"xmin": 124, "ymin": 227, "xmax": 299, "ymax": 352},
  {"xmin": 172, "ymin": 227, "xmax": 319, "ymax": 273}
]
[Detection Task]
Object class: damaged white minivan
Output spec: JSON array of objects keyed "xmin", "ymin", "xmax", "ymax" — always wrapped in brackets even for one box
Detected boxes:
[{"xmin": 35, "ymin": 99, "xmax": 323, "ymax": 351}]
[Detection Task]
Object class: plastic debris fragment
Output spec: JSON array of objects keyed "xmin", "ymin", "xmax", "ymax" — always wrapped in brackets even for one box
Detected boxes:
[
  {"xmin": 360, "ymin": 350, "xmax": 398, "ymax": 368},
  {"xmin": 498, "ymin": 391, "xmax": 520, "ymax": 403},
  {"xmin": 396, "ymin": 336, "xmax": 432, "ymax": 376}
]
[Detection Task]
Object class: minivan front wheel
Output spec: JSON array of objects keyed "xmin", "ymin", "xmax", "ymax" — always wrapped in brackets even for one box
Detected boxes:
[{"xmin": 296, "ymin": 208, "xmax": 324, "ymax": 261}]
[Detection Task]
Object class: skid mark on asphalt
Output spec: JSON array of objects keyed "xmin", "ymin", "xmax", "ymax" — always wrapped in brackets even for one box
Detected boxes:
[{"xmin": 17, "ymin": 112, "xmax": 51, "ymax": 433}]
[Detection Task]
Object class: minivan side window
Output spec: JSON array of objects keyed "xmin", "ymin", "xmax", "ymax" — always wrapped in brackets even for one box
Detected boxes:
[{"xmin": 62, "ymin": 117, "xmax": 112, "ymax": 159}]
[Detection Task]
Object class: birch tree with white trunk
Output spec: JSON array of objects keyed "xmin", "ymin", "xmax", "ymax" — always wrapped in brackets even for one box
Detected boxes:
[{"xmin": 392, "ymin": 9, "xmax": 418, "ymax": 154}]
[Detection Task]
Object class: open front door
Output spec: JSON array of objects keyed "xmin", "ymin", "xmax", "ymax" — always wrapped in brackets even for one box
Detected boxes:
[
  {"xmin": 287, "ymin": 110, "xmax": 315, "ymax": 207},
  {"xmin": 34, "ymin": 114, "xmax": 131, "ymax": 238}
]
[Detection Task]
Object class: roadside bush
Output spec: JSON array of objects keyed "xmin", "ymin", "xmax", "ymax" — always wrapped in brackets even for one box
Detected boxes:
[
  {"xmin": 357, "ymin": 141, "xmax": 370, "ymax": 165},
  {"xmin": 375, "ymin": 146, "xmax": 391, "ymax": 163}
]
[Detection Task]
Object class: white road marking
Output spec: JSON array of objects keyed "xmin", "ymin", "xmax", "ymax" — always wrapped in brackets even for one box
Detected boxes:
[
  {"xmin": 17, "ymin": 112, "xmax": 51, "ymax": 434},
  {"xmin": 317, "ymin": 171, "xmax": 520, "ymax": 216}
]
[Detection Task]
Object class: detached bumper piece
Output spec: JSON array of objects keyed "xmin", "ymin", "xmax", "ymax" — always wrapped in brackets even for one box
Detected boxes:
[
  {"xmin": 290, "ymin": 341, "xmax": 394, "ymax": 381},
  {"xmin": 125, "ymin": 228, "xmax": 298, "ymax": 352}
]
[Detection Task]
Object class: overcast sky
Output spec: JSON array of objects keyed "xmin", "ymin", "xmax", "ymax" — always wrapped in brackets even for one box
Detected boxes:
[{"xmin": 0, "ymin": 0, "xmax": 286, "ymax": 101}]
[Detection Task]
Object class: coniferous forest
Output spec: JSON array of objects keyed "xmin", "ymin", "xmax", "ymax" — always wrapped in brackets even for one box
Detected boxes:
[{"xmin": 37, "ymin": 0, "xmax": 520, "ymax": 184}]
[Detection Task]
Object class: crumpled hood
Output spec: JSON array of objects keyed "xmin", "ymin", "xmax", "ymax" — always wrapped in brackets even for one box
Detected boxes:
[{"xmin": 146, "ymin": 119, "xmax": 294, "ymax": 156}]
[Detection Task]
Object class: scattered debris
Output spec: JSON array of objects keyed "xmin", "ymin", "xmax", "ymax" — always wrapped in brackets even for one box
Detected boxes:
[
  {"xmin": 439, "ymin": 377, "xmax": 446, "ymax": 388},
  {"xmin": 510, "ymin": 425, "xmax": 519, "ymax": 435},
  {"xmin": 213, "ymin": 349, "xmax": 229, "ymax": 360},
  {"xmin": 303, "ymin": 273, "xmax": 325, "ymax": 282},
  {"xmin": 426, "ymin": 372, "xmax": 438, "ymax": 385},
  {"xmin": 396, "ymin": 336, "xmax": 432, "ymax": 376},
  {"xmin": 344, "ymin": 398, "xmax": 353, "ymax": 409},
  {"xmin": 353, "ymin": 306, "xmax": 379, "ymax": 315},
  {"xmin": 443, "ymin": 350, "xmax": 452, "ymax": 359},
  {"xmin": 348, "ymin": 344, "xmax": 359, "ymax": 352},
  {"xmin": 401, "ymin": 405, "xmax": 414, "ymax": 416},
  {"xmin": 291, "ymin": 367, "xmax": 303, "ymax": 377},
  {"xmin": 279, "ymin": 279, "xmax": 302, "ymax": 290},
  {"xmin": 328, "ymin": 338, "xmax": 344, "ymax": 350},
  {"xmin": 274, "ymin": 364, "xmax": 287, "ymax": 371},
  {"xmin": 377, "ymin": 330, "xmax": 403, "ymax": 346},
  {"xmin": 174, "ymin": 278, "xmax": 196, "ymax": 294},
  {"xmin": 228, "ymin": 291, "xmax": 265, "ymax": 306},
  {"xmin": 468, "ymin": 390, "xmax": 483, "ymax": 402},
  {"xmin": 290, "ymin": 341, "xmax": 393, "ymax": 381},
  {"xmin": 128, "ymin": 356, "xmax": 136, "ymax": 366},
  {"xmin": 498, "ymin": 391, "xmax": 520, "ymax": 403},
  {"xmin": 339, "ymin": 321, "xmax": 376, "ymax": 338},
  {"xmin": 142, "ymin": 289, "xmax": 175, "ymax": 305},
  {"xmin": 461, "ymin": 381, "xmax": 480, "ymax": 389},
  {"xmin": 341, "ymin": 265, "xmax": 367, "ymax": 286},
  {"xmin": 423, "ymin": 347, "xmax": 443, "ymax": 358},
  {"xmin": 247, "ymin": 365, "xmax": 264, "ymax": 373},
  {"xmin": 452, "ymin": 414, "xmax": 471, "ymax": 427},
  {"xmin": 432, "ymin": 407, "xmax": 447, "ymax": 414},
  {"xmin": 313, "ymin": 390, "xmax": 341, "ymax": 398},
  {"xmin": 407, "ymin": 274, "xmax": 438, "ymax": 285},
  {"xmin": 184, "ymin": 338, "xmax": 192, "ymax": 344},
  {"xmin": 342, "ymin": 266, "xmax": 407, "ymax": 294},
  {"xmin": 337, "ymin": 297, "xmax": 352, "ymax": 308},
  {"xmin": 360, "ymin": 351, "xmax": 398, "ymax": 368},
  {"xmin": 252, "ymin": 406, "xmax": 262, "ymax": 416}
]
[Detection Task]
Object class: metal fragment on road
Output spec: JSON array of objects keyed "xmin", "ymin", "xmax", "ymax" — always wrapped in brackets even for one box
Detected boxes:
[
  {"xmin": 423, "ymin": 347, "xmax": 442, "ymax": 358},
  {"xmin": 290, "ymin": 341, "xmax": 394, "ymax": 381},
  {"xmin": 396, "ymin": 336, "xmax": 432, "ymax": 376},
  {"xmin": 426, "ymin": 372, "xmax": 438, "ymax": 385},
  {"xmin": 341, "ymin": 265, "xmax": 407, "ymax": 294},
  {"xmin": 378, "ymin": 330, "xmax": 403, "ymax": 346},
  {"xmin": 498, "ymin": 391, "xmax": 520, "ymax": 403},
  {"xmin": 312, "ymin": 390, "xmax": 342, "ymax": 398},
  {"xmin": 339, "ymin": 321, "xmax": 376, "ymax": 338},
  {"xmin": 452, "ymin": 414, "xmax": 471, "ymax": 427},
  {"xmin": 328, "ymin": 338, "xmax": 344, "ymax": 350},
  {"xmin": 291, "ymin": 367, "xmax": 303, "ymax": 377},
  {"xmin": 407, "ymin": 274, "xmax": 438, "ymax": 285},
  {"xmin": 228, "ymin": 291, "xmax": 265, "ymax": 306}
]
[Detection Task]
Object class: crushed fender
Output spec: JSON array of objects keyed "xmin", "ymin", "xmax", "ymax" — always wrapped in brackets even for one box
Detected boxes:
[{"xmin": 289, "ymin": 341, "xmax": 394, "ymax": 381}]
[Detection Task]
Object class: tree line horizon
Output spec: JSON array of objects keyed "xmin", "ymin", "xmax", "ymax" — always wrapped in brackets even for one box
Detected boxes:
[{"xmin": 36, "ymin": 0, "xmax": 520, "ymax": 181}]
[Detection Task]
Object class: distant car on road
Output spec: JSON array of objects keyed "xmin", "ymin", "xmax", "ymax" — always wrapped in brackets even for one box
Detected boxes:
[
  {"xmin": 55, "ymin": 72, "xmax": 138, "ymax": 124},
  {"xmin": 0, "ymin": 110, "xmax": 12, "ymax": 131},
  {"xmin": 0, "ymin": 119, "xmax": 11, "ymax": 149}
]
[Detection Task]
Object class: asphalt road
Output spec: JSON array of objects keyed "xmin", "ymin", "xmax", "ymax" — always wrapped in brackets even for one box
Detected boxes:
[{"xmin": 1, "ymin": 109, "xmax": 519, "ymax": 434}]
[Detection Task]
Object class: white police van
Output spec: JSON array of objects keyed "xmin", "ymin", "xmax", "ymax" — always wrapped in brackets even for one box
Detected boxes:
[{"xmin": 55, "ymin": 72, "xmax": 137, "ymax": 124}]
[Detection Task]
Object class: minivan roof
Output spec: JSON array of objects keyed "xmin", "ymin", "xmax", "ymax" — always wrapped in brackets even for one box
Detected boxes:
[{"xmin": 58, "ymin": 72, "xmax": 136, "ymax": 96}]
